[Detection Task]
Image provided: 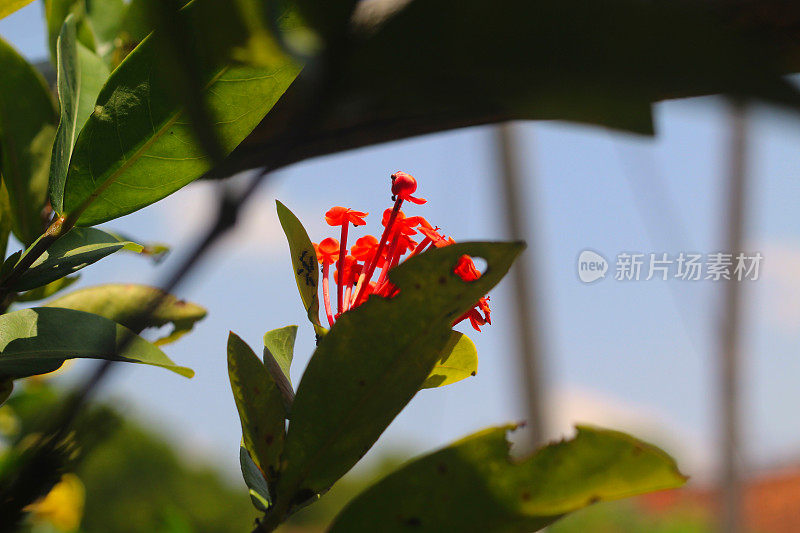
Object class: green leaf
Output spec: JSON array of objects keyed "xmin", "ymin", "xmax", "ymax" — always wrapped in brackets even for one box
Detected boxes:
[
  {"xmin": 15, "ymin": 275, "xmax": 79, "ymax": 303},
  {"xmin": 275, "ymin": 242, "xmax": 524, "ymax": 510},
  {"xmin": 240, "ymin": 445, "xmax": 271, "ymax": 511},
  {"xmin": 45, "ymin": 283, "xmax": 207, "ymax": 345},
  {"xmin": 12, "ymin": 227, "xmax": 143, "ymax": 292},
  {"xmin": 263, "ymin": 325, "xmax": 297, "ymax": 413},
  {"xmin": 49, "ymin": 14, "xmax": 110, "ymax": 214},
  {"xmin": 0, "ymin": 0, "xmax": 34, "ymax": 20},
  {"xmin": 421, "ymin": 331, "xmax": 477, "ymax": 389},
  {"xmin": 329, "ymin": 425, "xmax": 687, "ymax": 532},
  {"xmin": 228, "ymin": 332, "xmax": 286, "ymax": 483},
  {"xmin": 263, "ymin": 325, "xmax": 297, "ymax": 385},
  {"xmin": 0, "ymin": 36, "xmax": 57, "ymax": 245},
  {"xmin": 60, "ymin": 0, "xmax": 302, "ymax": 226},
  {"xmin": 44, "ymin": 0, "xmax": 96, "ymax": 64},
  {"xmin": 276, "ymin": 201, "xmax": 324, "ymax": 336},
  {"xmin": 0, "ymin": 307, "xmax": 193, "ymax": 379},
  {"xmin": 84, "ymin": 0, "xmax": 126, "ymax": 62}
]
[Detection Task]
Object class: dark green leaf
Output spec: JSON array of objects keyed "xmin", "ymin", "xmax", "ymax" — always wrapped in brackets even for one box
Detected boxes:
[
  {"xmin": 329, "ymin": 425, "xmax": 687, "ymax": 532},
  {"xmin": 291, "ymin": 0, "xmax": 358, "ymax": 42},
  {"xmin": 0, "ymin": 36, "xmax": 57, "ymax": 245},
  {"xmin": 15, "ymin": 275, "xmax": 79, "ymax": 303},
  {"xmin": 0, "ymin": 184, "xmax": 11, "ymax": 259},
  {"xmin": 45, "ymin": 283, "xmax": 207, "ymax": 345},
  {"xmin": 275, "ymin": 242, "xmax": 524, "ymax": 508},
  {"xmin": 12, "ymin": 228, "xmax": 143, "ymax": 292},
  {"xmin": 60, "ymin": 0, "xmax": 302, "ymax": 226},
  {"xmin": 0, "ymin": 379, "xmax": 12, "ymax": 405},
  {"xmin": 421, "ymin": 331, "xmax": 477, "ymax": 389},
  {"xmin": 240, "ymin": 445, "xmax": 271, "ymax": 511},
  {"xmin": 0, "ymin": 307, "xmax": 193, "ymax": 379},
  {"xmin": 228, "ymin": 332, "xmax": 286, "ymax": 482},
  {"xmin": 49, "ymin": 14, "xmax": 110, "ymax": 214},
  {"xmin": 210, "ymin": 0, "xmax": 800, "ymax": 179},
  {"xmin": 276, "ymin": 201, "xmax": 324, "ymax": 336}
]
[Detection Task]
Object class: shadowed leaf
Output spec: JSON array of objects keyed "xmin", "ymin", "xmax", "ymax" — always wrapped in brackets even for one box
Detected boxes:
[
  {"xmin": 228, "ymin": 332, "xmax": 286, "ymax": 483},
  {"xmin": 12, "ymin": 228, "xmax": 143, "ymax": 292},
  {"xmin": 0, "ymin": 36, "xmax": 57, "ymax": 245},
  {"xmin": 15, "ymin": 276, "xmax": 79, "ymax": 303},
  {"xmin": 0, "ymin": 307, "xmax": 193, "ymax": 379}
]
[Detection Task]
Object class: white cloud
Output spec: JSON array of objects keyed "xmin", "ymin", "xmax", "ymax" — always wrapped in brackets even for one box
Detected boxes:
[
  {"xmin": 157, "ymin": 181, "xmax": 325, "ymax": 258},
  {"xmin": 546, "ymin": 386, "xmax": 713, "ymax": 478}
]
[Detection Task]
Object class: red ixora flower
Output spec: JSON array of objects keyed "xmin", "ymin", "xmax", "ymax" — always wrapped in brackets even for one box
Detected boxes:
[{"xmin": 311, "ymin": 172, "xmax": 491, "ymax": 332}]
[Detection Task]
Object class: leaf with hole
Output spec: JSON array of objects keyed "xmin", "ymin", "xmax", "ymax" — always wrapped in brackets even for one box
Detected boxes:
[
  {"xmin": 329, "ymin": 425, "xmax": 687, "ymax": 532},
  {"xmin": 0, "ymin": 307, "xmax": 193, "ymax": 379},
  {"xmin": 45, "ymin": 283, "xmax": 206, "ymax": 345},
  {"xmin": 274, "ymin": 242, "xmax": 523, "ymax": 511}
]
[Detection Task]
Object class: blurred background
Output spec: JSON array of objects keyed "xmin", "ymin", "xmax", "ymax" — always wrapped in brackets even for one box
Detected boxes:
[{"xmin": 4, "ymin": 1, "xmax": 800, "ymax": 531}]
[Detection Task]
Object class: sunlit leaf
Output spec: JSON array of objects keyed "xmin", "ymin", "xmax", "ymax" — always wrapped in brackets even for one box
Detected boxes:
[
  {"xmin": 11, "ymin": 228, "xmax": 143, "ymax": 292},
  {"xmin": 329, "ymin": 425, "xmax": 687, "ymax": 532},
  {"xmin": 0, "ymin": 36, "xmax": 57, "ymax": 245},
  {"xmin": 421, "ymin": 331, "xmax": 477, "ymax": 389},
  {"xmin": 45, "ymin": 284, "xmax": 207, "ymax": 345},
  {"xmin": 263, "ymin": 325, "xmax": 297, "ymax": 412},
  {"xmin": 49, "ymin": 14, "xmax": 110, "ymax": 214},
  {"xmin": 228, "ymin": 332, "xmax": 286, "ymax": 483},
  {"xmin": 0, "ymin": 307, "xmax": 193, "ymax": 379},
  {"xmin": 0, "ymin": 0, "xmax": 34, "ymax": 20},
  {"xmin": 60, "ymin": 0, "xmax": 302, "ymax": 226},
  {"xmin": 276, "ymin": 201, "xmax": 324, "ymax": 337},
  {"xmin": 263, "ymin": 325, "xmax": 297, "ymax": 385},
  {"xmin": 275, "ymin": 242, "xmax": 524, "ymax": 511}
]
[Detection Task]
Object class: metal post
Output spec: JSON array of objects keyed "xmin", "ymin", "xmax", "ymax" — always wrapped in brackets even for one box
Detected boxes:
[
  {"xmin": 494, "ymin": 122, "xmax": 547, "ymax": 450},
  {"xmin": 719, "ymin": 101, "xmax": 747, "ymax": 533}
]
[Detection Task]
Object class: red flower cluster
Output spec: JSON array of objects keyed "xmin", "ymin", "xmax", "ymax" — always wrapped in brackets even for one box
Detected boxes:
[{"xmin": 312, "ymin": 172, "xmax": 491, "ymax": 331}]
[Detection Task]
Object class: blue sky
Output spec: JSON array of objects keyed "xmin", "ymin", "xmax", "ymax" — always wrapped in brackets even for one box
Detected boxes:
[{"xmin": 3, "ymin": 1, "xmax": 800, "ymax": 483}]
